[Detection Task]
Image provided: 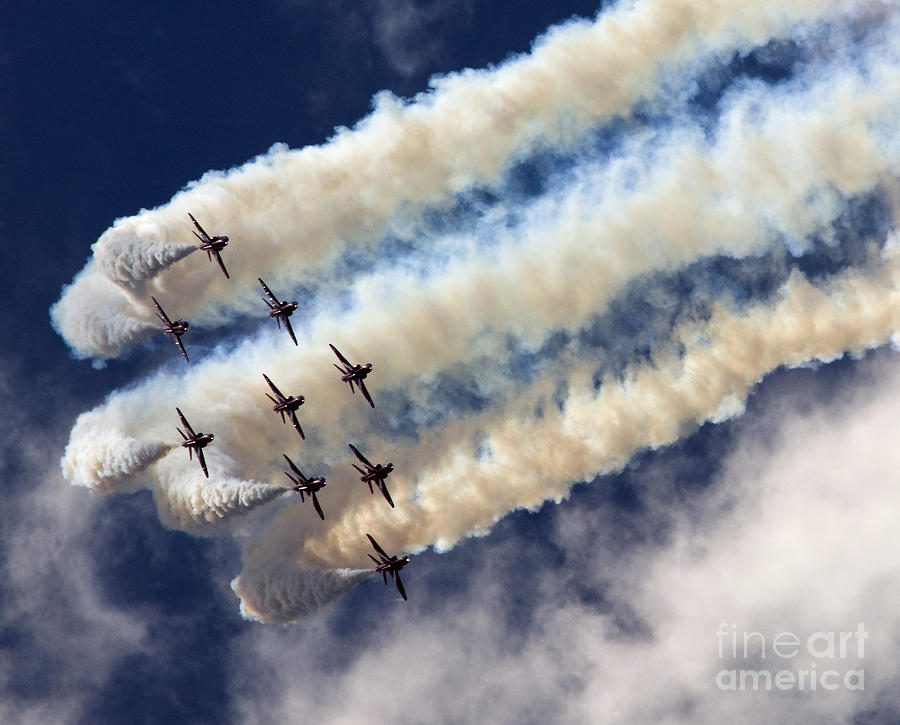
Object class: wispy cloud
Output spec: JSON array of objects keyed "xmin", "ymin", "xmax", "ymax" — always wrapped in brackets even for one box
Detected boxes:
[{"xmin": 372, "ymin": 0, "xmax": 474, "ymax": 78}]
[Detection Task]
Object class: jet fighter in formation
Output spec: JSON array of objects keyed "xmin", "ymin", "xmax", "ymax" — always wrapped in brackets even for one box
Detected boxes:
[
  {"xmin": 189, "ymin": 212, "xmax": 230, "ymax": 279},
  {"xmin": 349, "ymin": 443, "xmax": 394, "ymax": 508},
  {"xmin": 259, "ymin": 278, "xmax": 299, "ymax": 345},
  {"xmin": 164, "ymin": 216, "xmax": 415, "ymax": 598},
  {"xmin": 330, "ymin": 344, "xmax": 374, "ymax": 407},
  {"xmin": 367, "ymin": 533, "xmax": 411, "ymax": 600},
  {"xmin": 152, "ymin": 297, "xmax": 190, "ymax": 363},
  {"xmin": 176, "ymin": 407, "xmax": 214, "ymax": 478},
  {"xmin": 262, "ymin": 374, "xmax": 306, "ymax": 439},
  {"xmin": 283, "ymin": 454, "xmax": 327, "ymax": 520}
]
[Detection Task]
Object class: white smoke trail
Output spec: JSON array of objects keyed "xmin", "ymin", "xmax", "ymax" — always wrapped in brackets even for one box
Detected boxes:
[
  {"xmin": 55, "ymin": 0, "xmax": 900, "ymax": 621},
  {"xmin": 234, "ymin": 246, "xmax": 900, "ymax": 620},
  {"xmin": 59, "ymin": 40, "xmax": 900, "ymax": 474},
  {"xmin": 51, "ymin": 0, "xmax": 853, "ymax": 359},
  {"xmin": 95, "ymin": 237, "xmax": 196, "ymax": 286},
  {"xmin": 151, "ymin": 465, "xmax": 286, "ymax": 535},
  {"xmin": 62, "ymin": 229, "xmax": 900, "ymax": 620},
  {"xmin": 62, "ymin": 404, "xmax": 286, "ymax": 530},
  {"xmin": 61, "ymin": 16, "xmax": 900, "ymax": 574},
  {"xmin": 232, "ymin": 558, "xmax": 372, "ymax": 624},
  {"xmin": 62, "ymin": 412, "xmax": 172, "ymax": 494},
  {"xmin": 60, "ymin": 40, "xmax": 900, "ymax": 455}
]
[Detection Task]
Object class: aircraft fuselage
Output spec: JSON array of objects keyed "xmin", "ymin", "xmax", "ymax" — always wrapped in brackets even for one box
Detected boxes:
[
  {"xmin": 167, "ymin": 321, "xmax": 189, "ymax": 336},
  {"xmin": 270, "ymin": 302, "xmax": 298, "ymax": 319},
  {"xmin": 182, "ymin": 433, "xmax": 213, "ymax": 449},
  {"xmin": 342, "ymin": 364, "xmax": 372, "ymax": 383},
  {"xmin": 273, "ymin": 396, "xmax": 303, "ymax": 413},
  {"xmin": 298, "ymin": 477, "xmax": 326, "ymax": 491},
  {"xmin": 200, "ymin": 237, "xmax": 228, "ymax": 253},
  {"xmin": 376, "ymin": 557, "xmax": 410, "ymax": 575},
  {"xmin": 362, "ymin": 463, "xmax": 393, "ymax": 483}
]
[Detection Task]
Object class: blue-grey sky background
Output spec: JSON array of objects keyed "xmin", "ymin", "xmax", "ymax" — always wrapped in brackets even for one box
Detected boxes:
[{"xmin": 4, "ymin": 1, "xmax": 900, "ymax": 723}]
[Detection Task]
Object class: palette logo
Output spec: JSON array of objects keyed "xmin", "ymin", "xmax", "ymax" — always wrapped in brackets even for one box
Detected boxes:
[{"xmin": 715, "ymin": 623, "xmax": 867, "ymax": 692}]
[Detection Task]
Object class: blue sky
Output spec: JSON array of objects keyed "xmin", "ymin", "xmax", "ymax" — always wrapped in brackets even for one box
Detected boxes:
[{"xmin": 5, "ymin": 1, "xmax": 900, "ymax": 723}]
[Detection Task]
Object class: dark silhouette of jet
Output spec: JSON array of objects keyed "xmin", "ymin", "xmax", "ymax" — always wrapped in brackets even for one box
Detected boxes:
[
  {"xmin": 349, "ymin": 443, "xmax": 394, "ymax": 508},
  {"xmin": 262, "ymin": 374, "xmax": 306, "ymax": 439},
  {"xmin": 367, "ymin": 533, "xmax": 410, "ymax": 600},
  {"xmin": 176, "ymin": 407, "xmax": 214, "ymax": 478},
  {"xmin": 259, "ymin": 278, "xmax": 299, "ymax": 345},
  {"xmin": 283, "ymin": 454, "xmax": 326, "ymax": 520},
  {"xmin": 152, "ymin": 296, "xmax": 189, "ymax": 363},
  {"xmin": 188, "ymin": 212, "xmax": 230, "ymax": 279},
  {"xmin": 330, "ymin": 344, "xmax": 374, "ymax": 407}
]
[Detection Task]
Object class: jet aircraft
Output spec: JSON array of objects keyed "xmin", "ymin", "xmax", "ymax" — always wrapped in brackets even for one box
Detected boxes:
[
  {"xmin": 283, "ymin": 454, "xmax": 326, "ymax": 520},
  {"xmin": 188, "ymin": 212, "xmax": 230, "ymax": 279},
  {"xmin": 262, "ymin": 374, "xmax": 306, "ymax": 439},
  {"xmin": 151, "ymin": 296, "xmax": 190, "ymax": 362},
  {"xmin": 259, "ymin": 278, "xmax": 299, "ymax": 345},
  {"xmin": 349, "ymin": 443, "xmax": 394, "ymax": 508},
  {"xmin": 367, "ymin": 533, "xmax": 411, "ymax": 600},
  {"xmin": 330, "ymin": 344, "xmax": 374, "ymax": 407},
  {"xmin": 176, "ymin": 407, "xmax": 214, "ymax": 478}
]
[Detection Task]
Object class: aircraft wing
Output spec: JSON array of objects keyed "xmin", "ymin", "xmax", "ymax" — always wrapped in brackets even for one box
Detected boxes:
[
  {"xmin": 283, "ymin": 454, "xmax": 305, "ymax": 483},
  {"xmin": 394, "ymin": 571, "xmax": 407, "ymax": 601},
  {"xmin": 196, "ymin": 446, "xmax": 209, "ymax": 478},
  {"xmin": 311, "ymin": 492, "xmax": 324, "ymax": 520},
  {"xmin": 151, "ymin": 296, "xmax": 172, "ymax": 325},
  {"xmin": 174, "ymin": 336, "xmax": 190, "ymax": 363},
  {"xmin": 349, "ymin": 443, "xmax": 374, "ymax": 469},
  {"xmin": 263, "ymin": 374, "xmax": 286, "ymax": 402},
  {"xmin": 379, "ymin": 482, "xmax": 395, "ymax": 508},
  {"xmin": 329, "ymin": 344, "xmax": 353, "ymax": 371},
  {"xmin": 283, "ymin": 315, "xmax": 298, "ymax": 346},
  {"xmin": 289, "ymin": 411, "xmax": 305, "ymax": 439},
  {"xmin": 188, "ymin": 212, "xmax": 212, "ymax": 242},
  {"xmin": 258, "ymin": 277, "xmax": 278, "ymax": 304},
  {"xmin": 213, "ymin": 250, "xmax": 230, "ymax": 279},
  {"xmin": 367, "ymin": 533, "xmax": 389, "ymax": 560},
  {"xmin": 357, "ymin": 379, "xmax": 375, "ymax": 408},
  {"xmin": 176, "ymin": 407, "xmax": 196, "ymax": 437}
]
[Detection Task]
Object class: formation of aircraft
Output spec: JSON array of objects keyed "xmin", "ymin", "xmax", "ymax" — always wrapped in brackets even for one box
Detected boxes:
[
  {"xmin": 163, "ymin": 215, "xmax": 414, "ymax": 598},
  {"xmin": 367, "ymin": 533, "xmax": 411, "ymax": 600},
  {"xmin": 259, "ymin": 277, "xmax": 299, "ymax": 345},
  {"xmin": 262, "ymin": 374, "xmax": 306, "ymax": 439},
  {"xmin": 349, "ymin": 443, "xmax": 394, "ymax": 507},
  {"xmin": 189, "ymin": 212, "xmax": 230, "ymax": 279},
  {"xmin": 330, "ymin": 344, "xmax": 375, "ymax": 407},
  {"xmin": 283, "ymin": 454, "xmax": 327, "ymax": 520},
  {"xmin": 175, "ymin": 407, "xmax": 214, "ymax": 478},
  {"xmin": 152, "ymin": 296, "xmax": 190, "ymax": 363}
]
